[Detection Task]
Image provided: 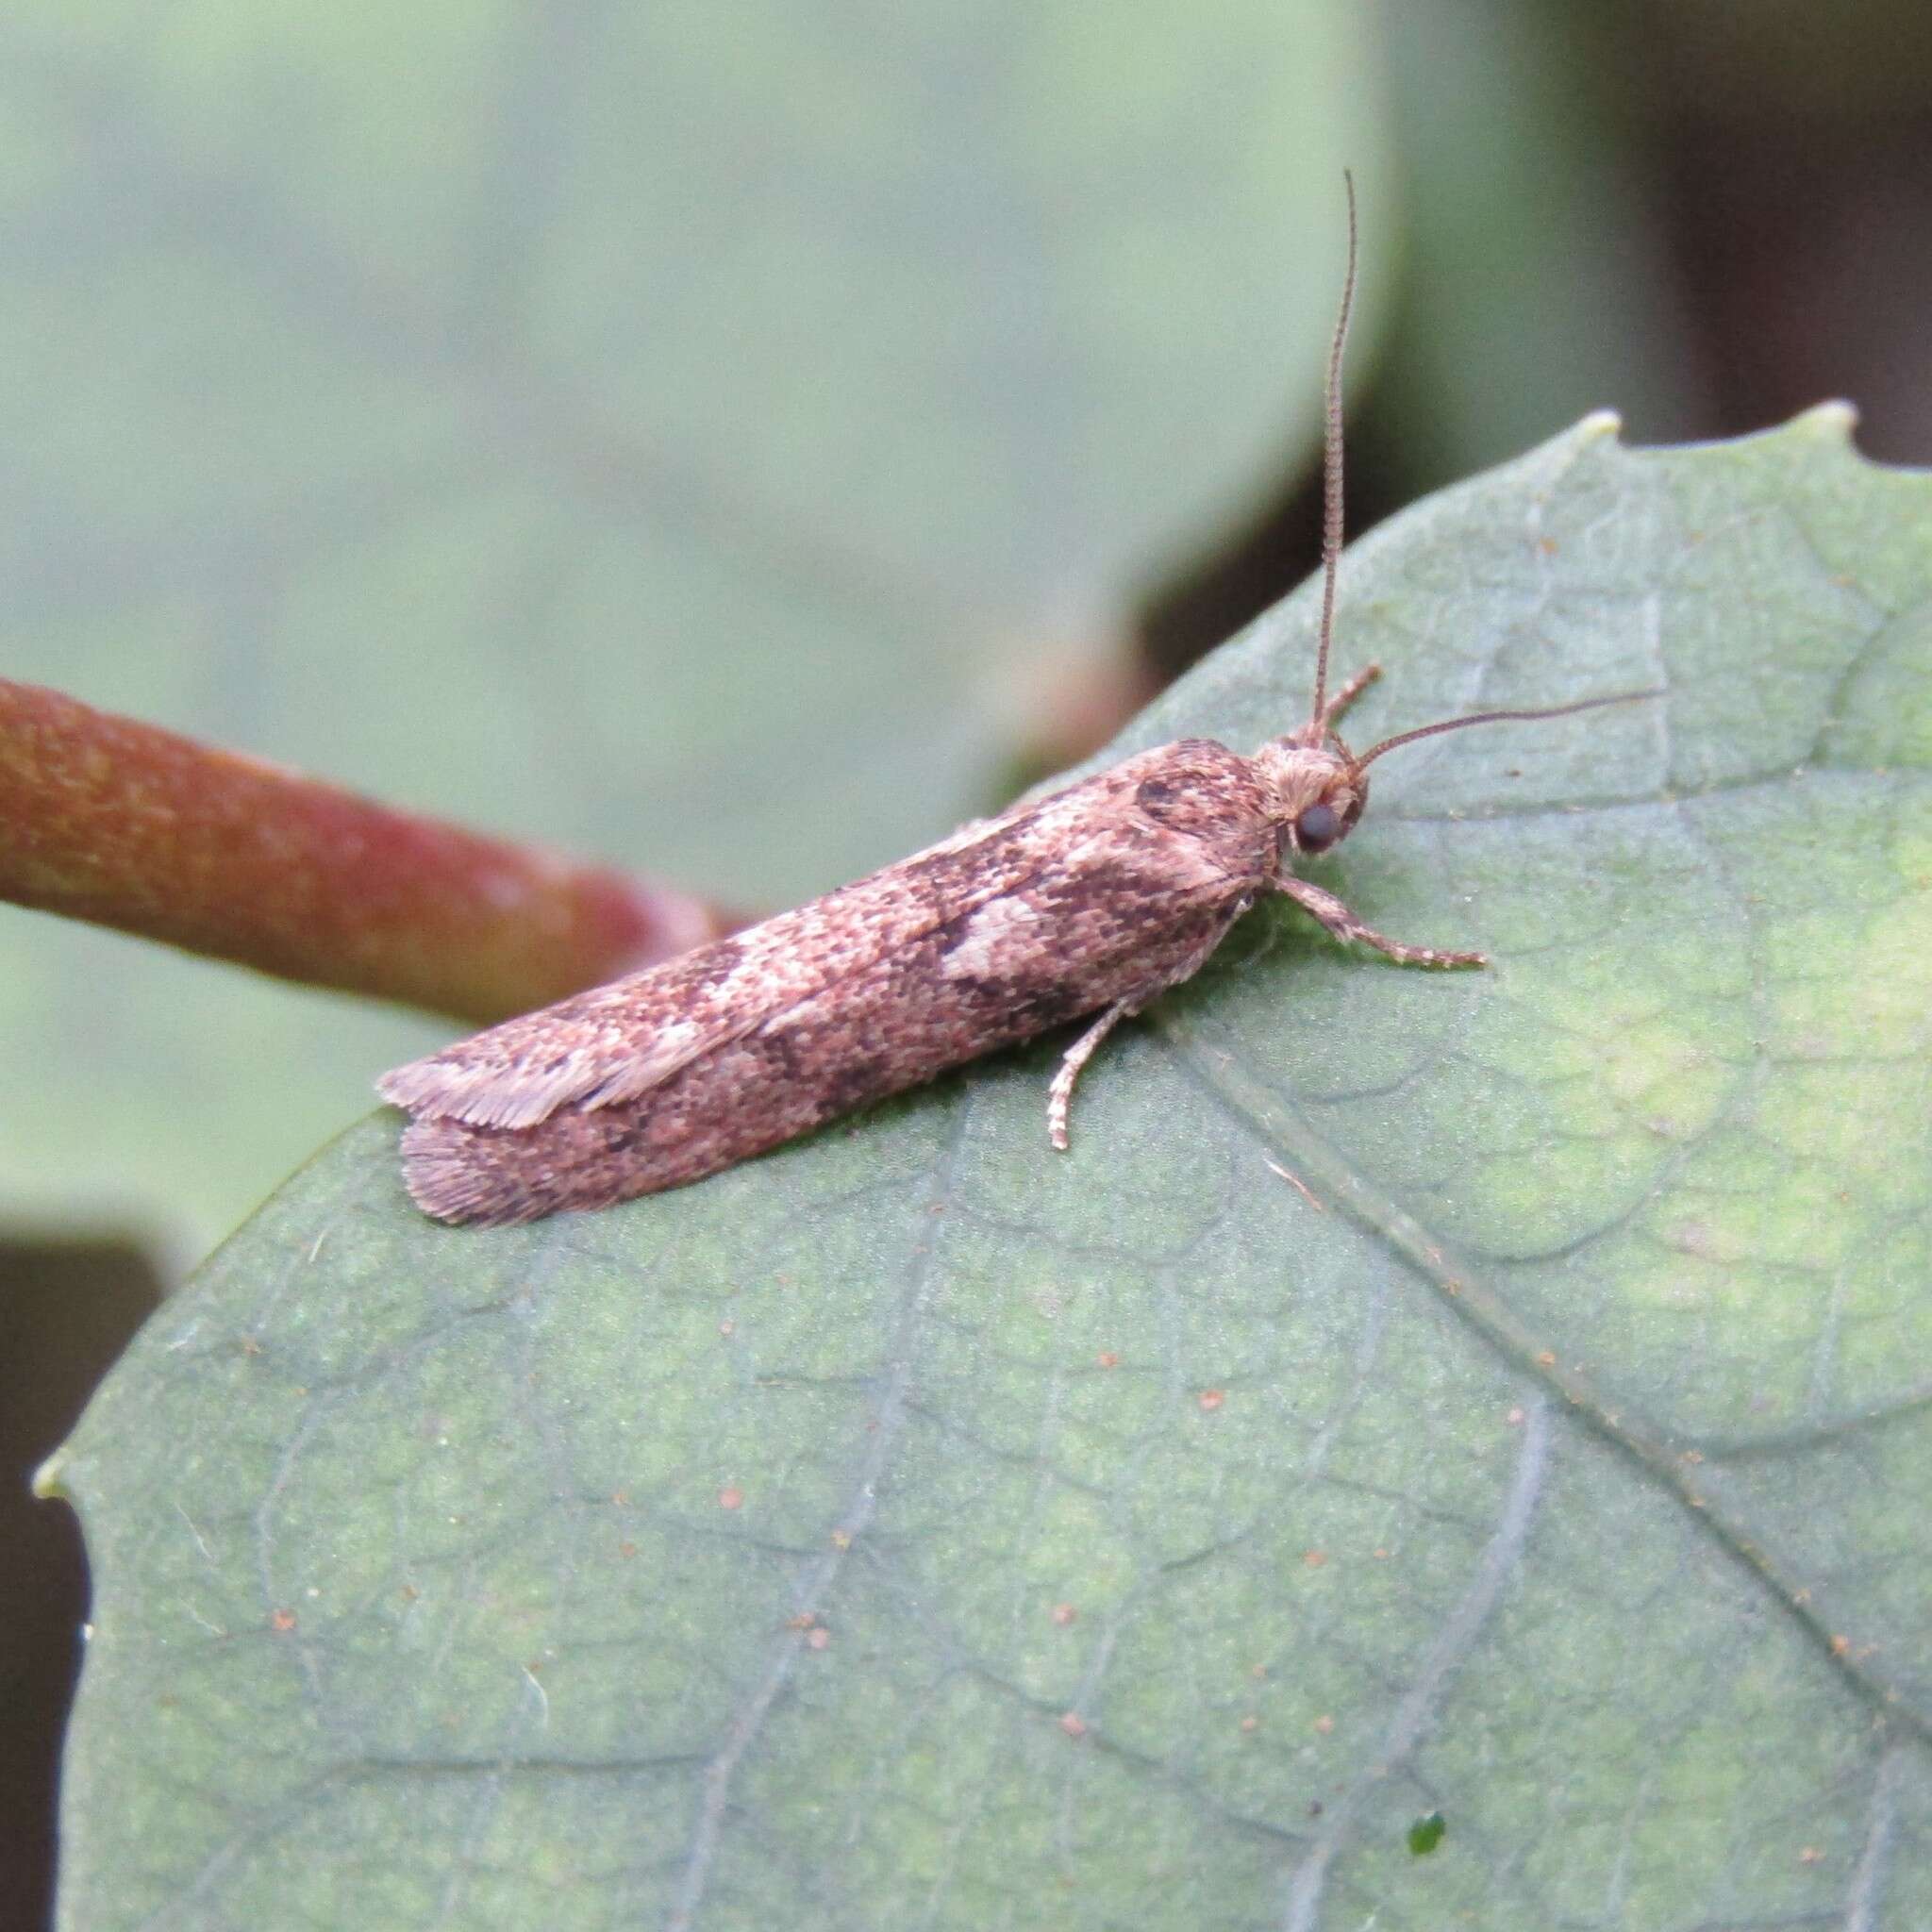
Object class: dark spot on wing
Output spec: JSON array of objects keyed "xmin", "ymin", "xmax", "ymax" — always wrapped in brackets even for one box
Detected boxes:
[{"xmin": 687, "ymin": 938, "xmax": 745, "ymax": 989}]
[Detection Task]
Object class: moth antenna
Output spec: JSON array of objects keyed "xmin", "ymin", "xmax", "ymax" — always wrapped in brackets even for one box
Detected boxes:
[
  {"xmin": 1308, "ymin": 171, "xmax": 1357, "ymax": 735},
  {"xmin": 1354, "ymin": 688, "xmax": 1664, "ymax": 770}
]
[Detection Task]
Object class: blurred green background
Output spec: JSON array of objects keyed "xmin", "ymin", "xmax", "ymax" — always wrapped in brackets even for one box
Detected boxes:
[{"xmin": 5, "ymin": 0, "xmax": 1931, "ymax": 1924}]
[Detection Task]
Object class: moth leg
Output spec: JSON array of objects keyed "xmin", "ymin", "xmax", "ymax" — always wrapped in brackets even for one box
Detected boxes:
[
  {"xmin": 1321, "ymin": 662, "xmax": 1381, "ymax": 730},
  {"xmin": 1049, "ymin": 1003, "xmax": 1133, "ymax": 1152},
  {"xmin": 1274, "ymin": 874, "xmax": 1486, "ymax": 969},
  {"xmin": 1046, "ymin": 907, "xmax": 1251, "ymax": 1151}
]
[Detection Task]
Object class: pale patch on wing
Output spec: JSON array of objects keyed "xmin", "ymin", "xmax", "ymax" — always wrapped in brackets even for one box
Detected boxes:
[{"xmin": 942, "ymin": 893, "xmax": 1041, "ymax": 978}]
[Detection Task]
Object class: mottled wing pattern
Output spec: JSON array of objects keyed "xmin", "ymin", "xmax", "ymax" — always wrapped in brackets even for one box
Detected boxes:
[
  {"xmin": 378, "ymin": 741, "xmax": 1260, "ymax": 1136},
  {"xmin": 383, "ymin": 739, "xmax": 1280, "ymax": 1223},
  {"xmin": 379, "ymin": 809, "xmax": 1043, "ymax": 1130}
]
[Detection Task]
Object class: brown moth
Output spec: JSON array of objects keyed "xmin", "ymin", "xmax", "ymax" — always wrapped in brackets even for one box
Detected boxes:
[{"xmin": 380, "ymin": 179, "xmax": 1649, "ymax": 1225}]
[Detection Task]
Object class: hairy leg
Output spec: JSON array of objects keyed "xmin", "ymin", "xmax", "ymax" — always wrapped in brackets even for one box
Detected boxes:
[
  {"xmin": 1045, "ymin": 904, "xmax": 1249, "ymax": 1150},
  {"xmin": 1274, "ymin": 874, "xmax": 1486, "ymax": 969},
  {"xmin": 1321, "ymin": 662, "xmax": 1380, "ymax": 730},
  {"xmin": 1048, "ymin": 1005, "xmax": 1129, "ymax": 1150}
]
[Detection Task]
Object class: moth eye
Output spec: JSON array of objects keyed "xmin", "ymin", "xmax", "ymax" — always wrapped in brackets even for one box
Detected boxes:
[{"xmin": 1294, "ymin": 803, "xmax": 1342, "ymax": 853}]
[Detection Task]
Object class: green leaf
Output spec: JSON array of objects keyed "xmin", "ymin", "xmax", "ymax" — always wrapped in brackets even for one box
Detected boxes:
[
  {"xmin": 48, "ymin": 412, "xmax": 1932, "ymax": 1928},
  {"xmin": 0, "ymin": 3, "xmax": 1384, "ymax": 1248}
]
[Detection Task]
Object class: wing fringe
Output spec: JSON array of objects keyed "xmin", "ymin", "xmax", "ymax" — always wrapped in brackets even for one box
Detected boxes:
[{"xmin": 375, "ymin": 1060, "xmax": 596, "ymax": 1130}]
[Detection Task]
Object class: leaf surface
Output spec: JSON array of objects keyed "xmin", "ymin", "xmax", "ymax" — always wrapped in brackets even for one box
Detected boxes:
[{"xmin": 50, "ymin": 412, "xmax": 1932, "ymax": 1928}]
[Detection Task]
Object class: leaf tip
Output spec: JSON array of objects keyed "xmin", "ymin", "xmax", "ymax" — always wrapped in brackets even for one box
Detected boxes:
[
  {"xmin": 1574, "ymin": 408, "xmax": 1624, "ymax": 444},
  {"xmin": 32, "ymin": 1446, "xmax": 72, "ymax": 1503},
  {"xmin": 1790, "ymin": 398, "xmax": 1861, "ymax": 443}
]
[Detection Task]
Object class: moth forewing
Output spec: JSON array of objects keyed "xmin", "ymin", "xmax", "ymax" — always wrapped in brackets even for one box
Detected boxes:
[{"xmin": 383, "ymin": 741, "xmax": 1278, "ymax": 1224}]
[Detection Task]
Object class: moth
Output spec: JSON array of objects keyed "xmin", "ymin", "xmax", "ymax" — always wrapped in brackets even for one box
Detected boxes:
[{"xmin": 380, "ymin": 180, "xmax": 1648, "ymax": 1225}]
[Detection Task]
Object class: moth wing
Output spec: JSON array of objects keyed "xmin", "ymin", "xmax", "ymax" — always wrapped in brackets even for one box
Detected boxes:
[
  {"xmin": 377, "ymin": 767, "xmax": 1157, "ymax": 1133},
  {"xmin": 375, "ymin": 962, "xmax": 771, "ymax": 1130}
]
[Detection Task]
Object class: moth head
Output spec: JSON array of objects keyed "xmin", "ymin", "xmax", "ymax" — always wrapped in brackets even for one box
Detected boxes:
[{"xmin": 1253, "ymin": 740, "xmax": 1367, "ymax": 859}]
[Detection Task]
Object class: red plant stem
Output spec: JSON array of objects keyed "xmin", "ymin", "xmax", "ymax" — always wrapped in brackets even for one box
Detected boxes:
[{"xmin": 0, "ymin": 678, "xmax": 736, "ymax": 1024}]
